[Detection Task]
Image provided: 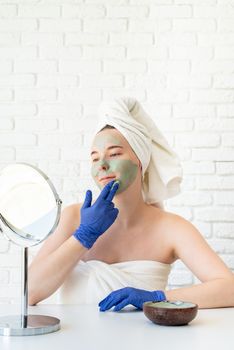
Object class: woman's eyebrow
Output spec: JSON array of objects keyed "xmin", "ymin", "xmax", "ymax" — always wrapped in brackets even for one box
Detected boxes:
[{"xmin": 90, "ymin": 145, "xmax": 123, "ymax": 156}]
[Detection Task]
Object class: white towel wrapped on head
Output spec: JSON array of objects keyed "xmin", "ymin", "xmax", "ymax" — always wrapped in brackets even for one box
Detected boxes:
[{"xmin": 95, "ymin": 97, "xmax": 183, "ymax": 207}]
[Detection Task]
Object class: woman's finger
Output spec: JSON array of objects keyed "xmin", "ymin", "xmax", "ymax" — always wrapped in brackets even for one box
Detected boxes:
[
  {"xmin": 106, "ymin": 181, "xmax": 119, "ymax": 201},
  {"xmin": 100, "ymin": 294, "xmax": 126, "ymax": 312},
  {"xmin": 113, "ymin": 298, "xmax": 130, "ymax": 311},
  {"xmin": 97, "ymin": 180, "xmax": 116, "ymax": 201},
  {"xmin": 99, "ymin": 288, "xmax": 129, "ymax": 311}
]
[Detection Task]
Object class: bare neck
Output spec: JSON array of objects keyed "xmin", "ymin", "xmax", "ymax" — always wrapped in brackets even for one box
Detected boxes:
[{"xmin": 113, "ymin": 184, "xmax": 150, "ymax": 230}]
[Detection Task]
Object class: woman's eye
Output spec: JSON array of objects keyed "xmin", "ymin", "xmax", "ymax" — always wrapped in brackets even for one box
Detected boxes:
[
  {"xmin": 110, "ymin": 153, "xmax": 121, "ymax": 157},
  {"xmin": 92, "ymin": 153, "xmax": 121, "ymax": 162}
]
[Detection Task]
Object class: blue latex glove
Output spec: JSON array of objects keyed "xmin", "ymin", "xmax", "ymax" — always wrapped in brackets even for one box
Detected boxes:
[
  {"xmin": 73, "ymin": 180, "xmax": 119, "ymax": 249},
  {"xmin": 99, "ymin": 287, "xmax": 166, "ymax": 312}
]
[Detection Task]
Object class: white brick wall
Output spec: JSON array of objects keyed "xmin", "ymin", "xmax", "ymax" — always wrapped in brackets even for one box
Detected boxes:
[{"xmin": 0, "ymin": 0, "xmax": 234, "ymax": 304}]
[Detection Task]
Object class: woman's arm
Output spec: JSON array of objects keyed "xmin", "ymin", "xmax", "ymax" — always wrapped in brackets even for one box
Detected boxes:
[
  {"xmin": 28, "ymin": 204, "xmax": 87, "ymax": 305},
  {"xmin": 28, "ymin": 180, "xmax": 119, "ymax": 306},
  {"xmin": 165, "ymin": 215, "xmax": 234, "ymax": 308}
]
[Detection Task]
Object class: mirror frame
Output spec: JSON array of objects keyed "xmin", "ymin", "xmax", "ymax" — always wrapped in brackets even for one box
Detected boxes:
[
  {"xmin": 0, "ymin": 162, "xmax": 62, "ymax": 336},
  {"xmin": 0, "ymin": 162, "xmax": 62, "ymax": 246}
]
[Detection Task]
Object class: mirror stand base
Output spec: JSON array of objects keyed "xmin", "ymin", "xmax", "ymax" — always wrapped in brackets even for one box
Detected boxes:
[{"xmin": 0, "ymin": 314, "xmax": 60, "ymax": 336}]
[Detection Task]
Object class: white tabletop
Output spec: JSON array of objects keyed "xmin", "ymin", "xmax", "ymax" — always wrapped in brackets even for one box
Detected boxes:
[{"xmin": 0, "ymin": 304, "xmax": 233, "ymax": 350}]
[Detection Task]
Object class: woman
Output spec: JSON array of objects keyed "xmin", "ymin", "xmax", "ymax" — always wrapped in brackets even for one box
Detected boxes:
[{"xmin": 28, "ymin": 97, "xmax": 234, "ymax": 311}]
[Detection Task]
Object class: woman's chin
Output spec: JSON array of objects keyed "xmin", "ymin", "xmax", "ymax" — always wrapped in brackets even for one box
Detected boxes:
[{"xmin": 98, "ymin": 177, "xmax": 120, "ymax": 187}]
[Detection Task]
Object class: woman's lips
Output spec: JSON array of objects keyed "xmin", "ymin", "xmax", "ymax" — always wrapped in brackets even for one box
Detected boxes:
[{"xmin": 99, "ymin": 176, "xmax": 116, "ymax": 182}]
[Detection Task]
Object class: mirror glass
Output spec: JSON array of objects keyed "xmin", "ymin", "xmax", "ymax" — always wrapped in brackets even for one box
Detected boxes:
[{"xmin": 0, "ymin": 163, "xmax": 62, "ymax": 247}]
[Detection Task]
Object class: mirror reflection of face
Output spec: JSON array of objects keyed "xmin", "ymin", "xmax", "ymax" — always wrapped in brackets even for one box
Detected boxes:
[{"xmin": 90, "ymin": 129, "xmax": 139, "ymax": 194}]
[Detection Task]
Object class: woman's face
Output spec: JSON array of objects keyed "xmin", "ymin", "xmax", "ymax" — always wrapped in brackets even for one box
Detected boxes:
[{"xmin": 90, "ymin": 129, "xmax": 140, "ymax": 194}]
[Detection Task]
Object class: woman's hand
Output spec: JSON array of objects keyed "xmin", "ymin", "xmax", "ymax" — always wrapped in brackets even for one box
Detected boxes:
[
  {"xmin": 99, "ymin": 287, "xmax": 166, "ymax": 311},
  {"xmin": 73, "ymin": 180, "xmax": 119, "ymax": 249}
]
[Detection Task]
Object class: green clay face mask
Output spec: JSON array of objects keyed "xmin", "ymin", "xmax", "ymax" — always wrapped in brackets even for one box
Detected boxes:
[{"xmin": 91, "ymin": 134, "xmax": 138, "ymax": 194}]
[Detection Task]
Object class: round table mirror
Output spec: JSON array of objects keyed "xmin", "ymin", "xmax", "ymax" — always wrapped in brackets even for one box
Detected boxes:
[{"xmin": 0, "ymin": 163, "xmax": 62, "ymax": 336}]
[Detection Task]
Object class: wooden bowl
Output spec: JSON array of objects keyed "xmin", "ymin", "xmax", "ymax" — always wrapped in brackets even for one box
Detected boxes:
[{"xmin": 143, "ymin": 300, "xmax": 198, "ymax": 326}]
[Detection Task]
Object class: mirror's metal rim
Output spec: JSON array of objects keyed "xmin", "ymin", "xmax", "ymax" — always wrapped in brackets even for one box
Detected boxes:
[
  {"xmin": 0, "ymin": 213, "xmax": 40, "ymax": 244},
  {"xmin": 0, "ymin": 162, "xmax": 62, "ymax": 246}
]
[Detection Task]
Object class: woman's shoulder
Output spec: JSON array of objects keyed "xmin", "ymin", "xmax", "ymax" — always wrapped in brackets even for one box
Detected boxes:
[
  {"xmin": 62, "ymin": 202, "xmax": 82, "ymax": 216},
  {"xmin": 59, "ymin": 203, "xmax": 82, "ymax": 228},
  {"xmin": 147, "ymin": 205, "xmax": 179, "ymax": 225},
  {"xmin": 149, "ymin": 206, "xmax": 195, "ymax": 242},
  {"xmin": 150, "ymin": 205, "xmax": 188, "ymax": 226},
  {"xmin": 153, "ymin": 207, "xmax": 204, "ymax": 252},
  {"xmin": 160, "ymin": 209, "xmax": 197, "ymax": 233}
]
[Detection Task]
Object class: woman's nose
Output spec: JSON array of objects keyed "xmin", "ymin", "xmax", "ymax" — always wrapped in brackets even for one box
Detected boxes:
[{"xmin": 98, "ymin": 160, "xmax": 109, "ymax": 171}]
